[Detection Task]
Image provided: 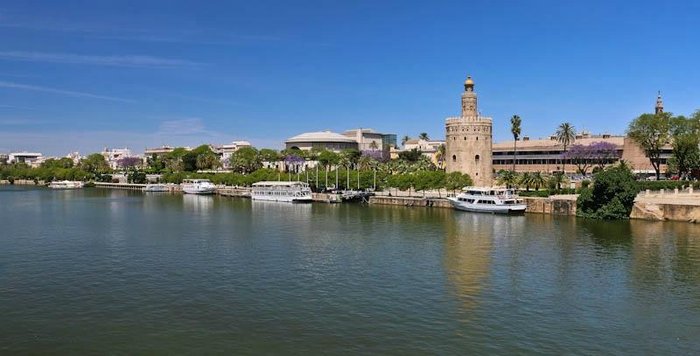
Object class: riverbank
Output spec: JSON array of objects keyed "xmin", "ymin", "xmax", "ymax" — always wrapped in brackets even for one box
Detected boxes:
[
  {"xmin": 369, "ymin": 195, "xmax": 578, "ymax": 215},
  {"xmin": 631, "ymin": 189, "xmax": 700, "ymax": 222},
  {"xmin": 6, "ymin": 181, "xmax": 700, "ymax": 222}
]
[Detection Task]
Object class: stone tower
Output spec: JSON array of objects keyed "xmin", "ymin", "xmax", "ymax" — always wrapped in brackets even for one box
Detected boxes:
[
  {"xmin": 445, "ymin": 75, "xmax": 493, "ymax": 187},
  {"xmin": 655, "ymin": 91, "xmax": 664, "ymax": 114}
]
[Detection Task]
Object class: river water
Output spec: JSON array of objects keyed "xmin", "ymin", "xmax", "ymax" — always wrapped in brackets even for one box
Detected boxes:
[{"xmin": 1, "ymin": 186, "xmax": 699, "ymax": 354}]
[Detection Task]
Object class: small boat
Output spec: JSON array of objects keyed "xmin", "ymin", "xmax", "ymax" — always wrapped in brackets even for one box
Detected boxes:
[
  {"xmin": 251, "ymin": 181, "xmax": 312, "ymax": 203},
  {"xmin": 143, "ymin": 184, "xmax": 170, "ymax": 192},
  {"xmin": 48, "ymin": 180, "xmax": 84, "ymax": 189},
  {"xmin": 447, "ymin": 186, "xmax": 527, "ymax": 214},
  {"xmin": 181, "ymin": 179, "xmax": 216, "ymax": 195}
]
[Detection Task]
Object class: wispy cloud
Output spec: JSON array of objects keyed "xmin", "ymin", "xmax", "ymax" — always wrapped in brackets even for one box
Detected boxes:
[
  {"xmin": 0, "ymin": 117, "xmax": 47, "ymax": 125},
  {"xmin": 0, "ymin": 51, "xmax": 200, "ymax": 68},
  {"xmin": 156, "ymin": 118, "xmax": 220, "ymax": 137},
  {"xmin": 0, "ymin": 80, "xmax": 133, "ymax": 103},
  {"xmin": 0, "ymin": 20, "xmax": 281, "ymax": 46}
]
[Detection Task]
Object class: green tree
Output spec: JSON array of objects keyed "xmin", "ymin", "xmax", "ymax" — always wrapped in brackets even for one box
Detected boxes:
[
  {"xmin": 445, "ymin": 172, "xmax": 473, "ymax": 195},
  {"xmin": 398, "ymin": 148, "xmax": 422, "ymax": 162},
  {"xmin": 548, "ymin": 172, "xmax": 567, "ymax": 193},
  {"xmin": 435, "ymin": 144, "xmax": 446, "ymax": 170},
  {"xmin": 555, "ymin": 122, "xmax": 576, "ymax": 178},
  {"xmin": 577, "ymin": 162, "xmax": 640, "ymax": 219},
  {"xmin": 627, "ymin": 112, "xmax": 671, "ymax": 180},
  {"xmin": 496, "ymin": 170, "xmax": 519, "ymax": 189},
  {"xmin": 519, "ymin": 172, "xmax": 533, "ymax": 191},
  {"xmin": 418, "ymin": 132, "xmax": 429, "ymax": 141},
  {"xmin": 258, "ymin": 148, "xmax": 281, "ymax": 162},
  {"xmin": 510, "ymin": 114, "xmax": 521, "ymax": 172},
  {"xmin": 230, "ymin": 147, "xmax": 262, "ymax": 174},
  {"xmin": 317, "ymin": 150, "xmax": 340, "ymax": 168},
  {"xmin": 668, "ymin": 115, "xmax": 700, "ymax": 178},
  {"xmin": 80, "ymin": 153, "xmax": 110, "ymax": 175},
  {"xmin": 531, "ymin": 171, "xmax": 546, "ymax": 191}
]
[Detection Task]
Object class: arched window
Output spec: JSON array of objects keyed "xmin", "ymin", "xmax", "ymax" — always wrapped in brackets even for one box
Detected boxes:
[
  {"xmin": 452, "ymin": 155, "xmax": 457, "ymax": 162},
  {"xmin": 475, "ymin": 154, "xmax": 480, "ymax": 162},
  {"xmin": 476, "ymin": 136, "xmax": 479, "ymax": 141}
]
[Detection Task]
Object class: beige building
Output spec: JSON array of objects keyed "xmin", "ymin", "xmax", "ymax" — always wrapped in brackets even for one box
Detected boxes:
[
  {"xmin": 403, "ymin": 138, "xmax": 445, "ymax": 166},
  {"xmin": 285, "ymin": 131, "xmax": 358, "ymax": 152},
  {"xmin": 493, "ymin": 132, "xmax": 672, "ymax": 175},
  {"xmin": 445, "ymin": 75, "xmax": 493, "ymax": 186}
]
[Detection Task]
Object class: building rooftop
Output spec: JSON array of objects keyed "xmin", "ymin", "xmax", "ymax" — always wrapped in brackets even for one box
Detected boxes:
[
  {"xmin": 286, "ymin": 130, "xmax": 357, "ymax": 143},
  {"xmin": 493, "ymin": 135, "xmax": 625, "ymax": 150}
]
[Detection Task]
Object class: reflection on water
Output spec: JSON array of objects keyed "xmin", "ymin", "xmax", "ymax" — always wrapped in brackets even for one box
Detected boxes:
[
  {"xmin": 2, "ymin": 186, "xmax": 700, "ymax": 354},
  {"xmin": 182, "ymin": 194, "xmax": 215, "ymax": 212},
  {"xmin": 444, "ymin": 213, "xmax": 528, "ymax": 312}
]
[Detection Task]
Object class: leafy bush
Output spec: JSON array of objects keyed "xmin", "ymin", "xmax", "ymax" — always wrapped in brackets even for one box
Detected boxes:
[{"xmin": 577, "ymin": 163, "xmax": 640, "ymax": 219}]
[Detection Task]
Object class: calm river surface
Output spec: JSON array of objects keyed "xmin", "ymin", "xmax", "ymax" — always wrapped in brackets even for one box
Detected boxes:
[{"xmin": 1, "ymin": 186, "xmax": 699, "ymax": 354}]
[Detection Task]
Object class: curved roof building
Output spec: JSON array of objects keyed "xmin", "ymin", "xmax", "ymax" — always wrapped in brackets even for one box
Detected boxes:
[{"xmin": 285, "ymin": 130, "xmax": 358, "ymax": 152}]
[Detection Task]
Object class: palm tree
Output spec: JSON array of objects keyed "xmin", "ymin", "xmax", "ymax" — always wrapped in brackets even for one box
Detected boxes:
[
  {"xmin": 401, "ymin": 135, "xmax": 411, "ymax": 147},
  {"xmin": 418, "ymin": 132, "xmax": 429, "ymax": 141},
  {"xmin": 510, "ymin": 115, "xmax": 521, "ymax": 172},
  {"xmin": 496, "ymin": 170, "xmax": 519, "ymax": 189},
  {"xmin": 368, "ymin": 140, "xmax": 379, "ymax": 150},
  {"xmin": 435, "ymin": 143, "xmax": 446, "ymax": 170},
  {"xmin": 519, "ymin": 172, "xmax": 533, "ymax": 191},
  {"xmin": 555, "ymin": 122, "xmax": 576, "ymax": 187},
  {"xmin": 531, "ymin": 171, "xmax": 545, "ymax": 191}
]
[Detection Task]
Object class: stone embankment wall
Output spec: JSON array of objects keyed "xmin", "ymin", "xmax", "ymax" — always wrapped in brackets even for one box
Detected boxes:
[
  {"xmin": 0, "ymin": 179, "xmax": 44, "ymax": 185},
  {"xmin": 631, "ymin": 189, "xmax": 700, "ymax": 223},
  {"xmin": 369, "ymin": 195, "xmax": 577, "ymax": 216}
]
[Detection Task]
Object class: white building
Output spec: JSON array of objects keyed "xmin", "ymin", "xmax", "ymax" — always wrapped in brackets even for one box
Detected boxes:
[
  {"xmin": 8, "ymin": 152, "xmax": 43, "ymax": 167},
  {"xmin": 216, "ymin": 141, "xmax": 252, "ymax": 168},
  {"xmin": 101, "ymin": 147, "xmax": 135, "ymax": 169},
  {"xmin": 285, "ymin": 131, "xmax": 359, "ymax": 152}
]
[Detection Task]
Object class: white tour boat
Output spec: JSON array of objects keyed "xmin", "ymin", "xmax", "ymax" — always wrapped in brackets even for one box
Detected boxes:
[
  {"xmin": 48, "ymin": 180, "xmax": 84, "ymax": 189},
  {"xmin": 181, "ymin": 179, "xmax": 216, "ymax": 195},
  {"xmin": 251, "ymin": 181, "xmax": 313, "ymax": 203},
  {"xmin": 447, "ymin": 186, "xmax": 527, "ymax": 214},
  {"xmin": 143, "ymin": 183, "xmax": 170, "ymax": 192}
]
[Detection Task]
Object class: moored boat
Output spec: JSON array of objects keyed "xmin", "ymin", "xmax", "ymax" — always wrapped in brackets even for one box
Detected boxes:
[
  {"xmin": 251, "ymin": 181, "xmax": 312, "ymax": 203},
  {"xmin": 48, "ymin": 180, "xmax": 84, "ymax": 189},
  {"xmin": 181, "ymin": 179, "xmax": 216, "ymax": 195},
  {"xmin": 143, "ymin": 183, "xmax": 170, "ymax": 192},
  {"xmin": 447, "ymin": 186, "xmax": 526, "ymax": 214}
]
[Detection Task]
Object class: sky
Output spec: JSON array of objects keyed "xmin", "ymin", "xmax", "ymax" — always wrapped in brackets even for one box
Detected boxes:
[{"xmin": 0, "ymin": 0, "xmax": 698, "ymax": 155}]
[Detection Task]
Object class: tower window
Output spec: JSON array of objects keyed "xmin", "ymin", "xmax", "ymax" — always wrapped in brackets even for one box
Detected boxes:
[
  {"xmin": 452, "ymin": 155, "xmax": 457, "ymax": 162},
  {"xmin": 464, "ymin": 137, "xmax": 466, "ymax": 140},
  {"xmin": 475, "ymin": 154, "xmax": 480, "ymax": 162},
  {"xmin": 476, "ymin": 136, "xmax": 479, "ymax": 141}
]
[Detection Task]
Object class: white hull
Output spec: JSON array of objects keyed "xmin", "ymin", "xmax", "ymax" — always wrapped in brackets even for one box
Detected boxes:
[
  {"xmin": 181, "ymin": 180, "xmax": 216, "ymax": 195},
  {"xmin": 183, "ymin": 187, "xmax": 216, "ymax": 195},
  {"xmin": 251, "ymin": 194, "xmax": 312, "ymax": 203},
  {"xmin": 251, "ymin": 181, "xmax": 313, "ymax": 203},
  {"xmin": 448, "ymin": 197, "xmax": 526, "ymax": 214},
  {"xmin": 48, "ymin": 181, "xmax": 84, "ymax": 189},
  {"xmin": 143, "ymin": 184, "xmax": 170, "ymax": 192}
]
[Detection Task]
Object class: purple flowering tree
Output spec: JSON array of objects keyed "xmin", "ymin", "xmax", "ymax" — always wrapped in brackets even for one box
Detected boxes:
[
  {"xmin": 284, "ymin": 154, "xmax": 305, "ymax": 173},
  {"xmin": 117, "ymin": 156, "xmax": 142, "ymax": 170},
  {"xmin": 590, "ymin": 141, "xmax": 620, "ymax": 169},
  {"xmin": 563, "ymin": 141, "xmax": 620, "ymax": 175}
]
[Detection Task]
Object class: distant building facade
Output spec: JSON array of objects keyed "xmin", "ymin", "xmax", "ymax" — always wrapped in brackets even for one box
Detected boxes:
[
  {"xmin": 403, "ymin": 138, "xmax": 445, "ymax": 166},
  {"xmin": 215, "ymin": 141, "xmax": 252, "ymax": 168},
  {"xmin": 101, "ymin": 147, "xmax": 136, "ymax": 170},
  {"xmin": 8, "ymin": 152, "xmax": 43, "ymax": 167},
  {"xmin": 342, "ymin": 129, "xmax": 396, "ymax": 159},
  {"xmin": 445, "ymin": 75, "xmax": 493, "ymax": 186},
  {"xmin": 285, "ymin": 131, "xmax": 359, "ymax": 152}
]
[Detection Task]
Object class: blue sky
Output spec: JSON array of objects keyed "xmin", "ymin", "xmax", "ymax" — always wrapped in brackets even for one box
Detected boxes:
[{"xmin": 0, "ymin": 0, "xmax": 698, "ymax": 155}]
